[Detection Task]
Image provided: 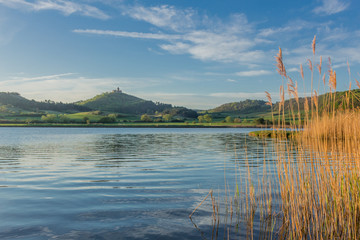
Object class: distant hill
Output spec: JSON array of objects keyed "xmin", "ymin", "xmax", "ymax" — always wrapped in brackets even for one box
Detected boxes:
[
  {"xmin": 209, "ymin": 99, "xmax": 271, "ymax": 113},
  {"xmin": 273, "ymin": 89, "xmax": 360, "ymax": 112},
  {"xmin": 162, "ymin": 107, "xmax": 198, "ymax": 118},
  {"xmin": 0, "ymin": 92, "xmax": 89, "ymax": 113},
  {"xmin": 76, "ymin": 90, "xmax": 173, "ymax": 114}
]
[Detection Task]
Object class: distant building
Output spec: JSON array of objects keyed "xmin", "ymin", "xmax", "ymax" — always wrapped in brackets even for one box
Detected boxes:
[{"xmin": 112, "ymin": 87, "xmax": 122, "ymax": 93}]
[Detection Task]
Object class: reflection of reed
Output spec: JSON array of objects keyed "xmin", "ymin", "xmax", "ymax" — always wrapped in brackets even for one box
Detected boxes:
[{"xmin": 189, "ymin": 189, "xmax": 221, "ymax": 240}]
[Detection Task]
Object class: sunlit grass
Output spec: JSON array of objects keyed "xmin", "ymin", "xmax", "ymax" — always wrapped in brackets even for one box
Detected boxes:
[{"xmin": 190, "ymin": 36, "xmax": 360, "ymax": 239}]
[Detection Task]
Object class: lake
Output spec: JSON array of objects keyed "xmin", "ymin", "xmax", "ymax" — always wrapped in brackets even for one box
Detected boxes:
[{"xmin": 0, "ymin": 127, "xmax": 274, "ymax": 239}]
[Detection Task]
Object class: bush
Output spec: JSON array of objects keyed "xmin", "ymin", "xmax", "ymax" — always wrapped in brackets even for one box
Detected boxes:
[
  {"xmin": 83, "ymin": 116, "xmax": 89, "ymax": 123},
  {"xmin": 140, "ymin": 114, "xmax": 152, "ymax": 122},
  {"xmin": 234, "ymin": 118, "xmax": 241, "ymax": 123},
  {"xmin": 254, "ymin": 117, "xmax": 265, "ymax": 125},
  {"xmin": 162, "ymin": 114, "xmax": 172, "ymax": 122},
  {"xmin": 203, "ymin": 114, "xmax": 212, "ymax": 123},
  {"xmin": 98, "ymin": 116, "xmax": 116, "ymax": 123},
  {"xmin": 225, "ymin": 116, "xmax": 234, "ymax": 123},
  {"xmin": 41, "ymin": 114, "xmax": 57, "ymax": 123}
]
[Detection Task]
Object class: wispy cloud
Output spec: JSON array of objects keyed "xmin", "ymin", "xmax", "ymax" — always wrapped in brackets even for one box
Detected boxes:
[
  {"xmin": 258, "ymin": 20, "xmax": 310, "ymax": 38},
  {"xmin": 122, "ymin": 5, "xmax": 196, "ymax": 32},
  {"xmin": 73, "ymin": 29, "xmax": 181, "ymax": 40},
  {"xmin": 226, "ymin": 78, "xmax": 237, "ymax": 82},
  {"xmin": 313, "ymin": 0, "xmax": 350, "ymax": 15},
  {"xmin": 0, "ymin": 0, "xmax": 110, "ymax": 19},
  {"xmin": 74, "ymin": 5, "xmax": 265, "ymax": 65},
  {"xmin": 287, "ymin": 67, "xmax": 299, "ymax": 73},
  {"xmin": 236, "ymin": 70, "xmax": 273, "ymax": 77},
  {"xmin": 11, "ymin": 73, "xmax": 76, "ymax": 82}
]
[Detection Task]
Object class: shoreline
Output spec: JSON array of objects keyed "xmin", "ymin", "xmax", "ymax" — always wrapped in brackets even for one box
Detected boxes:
[{"xmin": 0, "ymin": 123, "xmax": 270, "ymax": 128}]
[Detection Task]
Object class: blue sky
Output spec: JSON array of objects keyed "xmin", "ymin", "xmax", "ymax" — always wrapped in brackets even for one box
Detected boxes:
[{"xmin": 0, "ymin": 0, "xmax": 359, "ymax": 109}]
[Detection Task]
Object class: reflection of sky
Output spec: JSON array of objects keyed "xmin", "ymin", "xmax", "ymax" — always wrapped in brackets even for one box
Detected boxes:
[{"xmin": 0, "ymin": 127, "xmax": 277, "ymax": 239}]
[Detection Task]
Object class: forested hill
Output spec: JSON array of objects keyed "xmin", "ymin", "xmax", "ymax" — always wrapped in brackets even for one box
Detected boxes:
[
  {"xmin": 0, "ymin": 92, "xmax": 89, "ymax": 113},
  {"xmin": 76, "ymin": 90, "xmax": 173, "ymax": 114},
  {"xmin": 209, "ymin": 99, "xmax": 271, "ymax": 113},
  {"xmin": 273, "ymin": 89, "xmax": 360, "ymax": 112},
  {"xmin": 0, "ymin": 91, "xmax": 197, "ymax": 117}
]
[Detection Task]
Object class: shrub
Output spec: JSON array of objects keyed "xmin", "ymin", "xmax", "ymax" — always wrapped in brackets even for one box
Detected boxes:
[
  {"xmin": 225, "ymin": 116, "xmax": 233, "ymax": 123},
  {"xmin": 98, "ymin": 116, "xmax": 116, "ymax": 123},
  {"xmin": 162, "ymin": 114, "xmax": 172, "ymax": 122},
  {"xmin": 140, "ymin": 114, "xmax": 152, "ymax": 122},
  {"xmin": 254, "ymin": 117, "xmax": 265, "ymax": 125},
  {"xmin": 234, "ymin": 118, "xmax": 241, "ymax": 123}
]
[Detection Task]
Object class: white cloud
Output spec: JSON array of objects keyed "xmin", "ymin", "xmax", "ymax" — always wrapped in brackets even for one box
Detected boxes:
[
  {"xmin": 0, "ymin": 0, "xmax": 109, "ymax": 19},
  {"xmin": 122, "ymin": 5, "xmax": 196, "ymax": 31},
  {"xmin": 313, "ymin": 0, "xmax": 350, "ymax": 15},
  {"xmin": 258, "ymin": 20, "xmax": 310, "ymax": 37},
  {"xmin": 73, "ymin": 29, "xmax": 182, "ymax": 40},
  {"xmin": 287, "ymin": 67, "xmax": 300, "ymax": 73},
  {"xmin": 74, "ymin": 27, "xmax": 265, "ymax": 64},
  {"xmin": 74, "ymin": 5, "xmax": 265, "ymax": 65},
  {"xmin": 10, "ymin": 73, "xmax": 75, "ymax": 82},
  {"xmin": 226, "ymin": 79, "xmax": 236, "ymax": 82},
  {"xmin": 236, "ymin": 70, "xmax": 273, "ymax": 77}
]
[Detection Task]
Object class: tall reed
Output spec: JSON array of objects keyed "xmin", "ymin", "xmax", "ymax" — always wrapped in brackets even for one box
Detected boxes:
[
  {"xmin": 190, "ymin": 36, "xmax": 360, "ymax": 239},
  {"xmin": 272, "ymin": 35, "xmax": 360, "ymax": 239}
]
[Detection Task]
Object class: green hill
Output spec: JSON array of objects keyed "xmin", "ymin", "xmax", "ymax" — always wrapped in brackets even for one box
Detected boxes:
[
  {"xmin": 76, "ymin": 90, "xmax": 172, "ymax": 114},
  {"xmin": 274, "ymin": 89, "xmax": 360, "ymax": 112},
  {"xmin": 0, "ymin": 92, "xmax": 88, "ymax": 113},
  {"xmin": 209, "ymin": 99, "xmax": 271, "ymax": 114}
]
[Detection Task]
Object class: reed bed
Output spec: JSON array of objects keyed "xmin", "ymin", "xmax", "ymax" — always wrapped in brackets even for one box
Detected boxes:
[{"xmin": 190, "ymin": 36, "xmax": 360, "ymax": 239}]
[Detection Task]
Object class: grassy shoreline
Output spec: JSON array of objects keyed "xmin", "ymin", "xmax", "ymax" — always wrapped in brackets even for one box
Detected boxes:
[{"xmin": 0, "ymin": 123, "xmax": 271, "ymax": 128}]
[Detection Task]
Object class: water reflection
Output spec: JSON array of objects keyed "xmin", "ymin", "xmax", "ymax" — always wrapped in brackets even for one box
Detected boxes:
[{"xmin": 0, "ymin": 127, "xmax": 272, "ymax": 239}]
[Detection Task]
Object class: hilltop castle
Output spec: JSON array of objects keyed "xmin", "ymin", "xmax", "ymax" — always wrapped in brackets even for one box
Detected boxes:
[{"xmin": 112, "ymin": 87, "xmax": 122, "ymax": 93}]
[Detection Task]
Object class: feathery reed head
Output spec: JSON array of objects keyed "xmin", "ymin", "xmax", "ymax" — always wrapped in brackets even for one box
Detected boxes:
[
  {"xmin": 313, "ymin": 90, "xmax": 318, "ymax": 109},
  {"xmin": 275, "ymin": 47, "xmax": 286, "ymax": 77},
  {"xmin": 265, "ymin": 91, "xmax": 272, "ymax": 106},
  {"xmin": 307, "ymin": 59, "xmax": 313, "ymax": 71},
  {"xmin": 304, "ymin": 97, "xmax": 309, "ymax": 113},
  {"xmin": 328, "ymin": 57, "xmax": 332, "ymax": 74},
  {"xmin": 355, "ymin": 78, "xmax": 360, "ymax": 89},
  {"xmin": 329, "ymin": 69, "xmax": 337, "ymax": 91},
  {"xmin": 312, "ymin": 35, "xmax": 316, "ymax": 55},
  {"xmin": 317, "ymin": 56, "xmax": 322, "ymax": 75},
  {"xmin": 300, "ymin": 64, "xmax": 304, "ymax": 80}
]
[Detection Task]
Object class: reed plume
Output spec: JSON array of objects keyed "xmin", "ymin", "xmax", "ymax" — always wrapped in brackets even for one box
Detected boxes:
[
  {"xmin": 355, "ymin": 78, "xmax": 360, "ymax": 89},
  {"xmin": 265, "ymin": 91, "xmax": 272, "ymax": 107},
  {"xmin": 329, "ymin": 69, "xmax": 337, "ymax": 91},
  {"xmin": 312, "ymin": 35, "xmax": 316, "ymax": 55},
  {"xmin": 275, "ymin": 47, "xmax": 286, "ymax": 77}
]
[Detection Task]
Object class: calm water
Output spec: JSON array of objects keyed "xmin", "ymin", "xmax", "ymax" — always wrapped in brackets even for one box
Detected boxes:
[{"xmin": 0, "ymin": 127, "xmax": 273, "ymax": 239}]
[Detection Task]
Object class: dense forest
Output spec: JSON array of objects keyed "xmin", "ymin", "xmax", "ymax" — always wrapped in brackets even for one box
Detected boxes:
[{"xmin": 209, "ymin": 99, "xmax": 270, "ymax": 113}]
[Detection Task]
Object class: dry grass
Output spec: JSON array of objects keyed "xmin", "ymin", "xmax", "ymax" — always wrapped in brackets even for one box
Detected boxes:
[
  {"xmin": 276, "ymin": 111, "xmax": 360, "ymax": 239},
  {"xmin": 190, "ymin": 36, "xmax": 360, "ymax": 239},
  {"xmin": 271, "ymin": 35, "xmax": 360, "ymax": 239}
]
